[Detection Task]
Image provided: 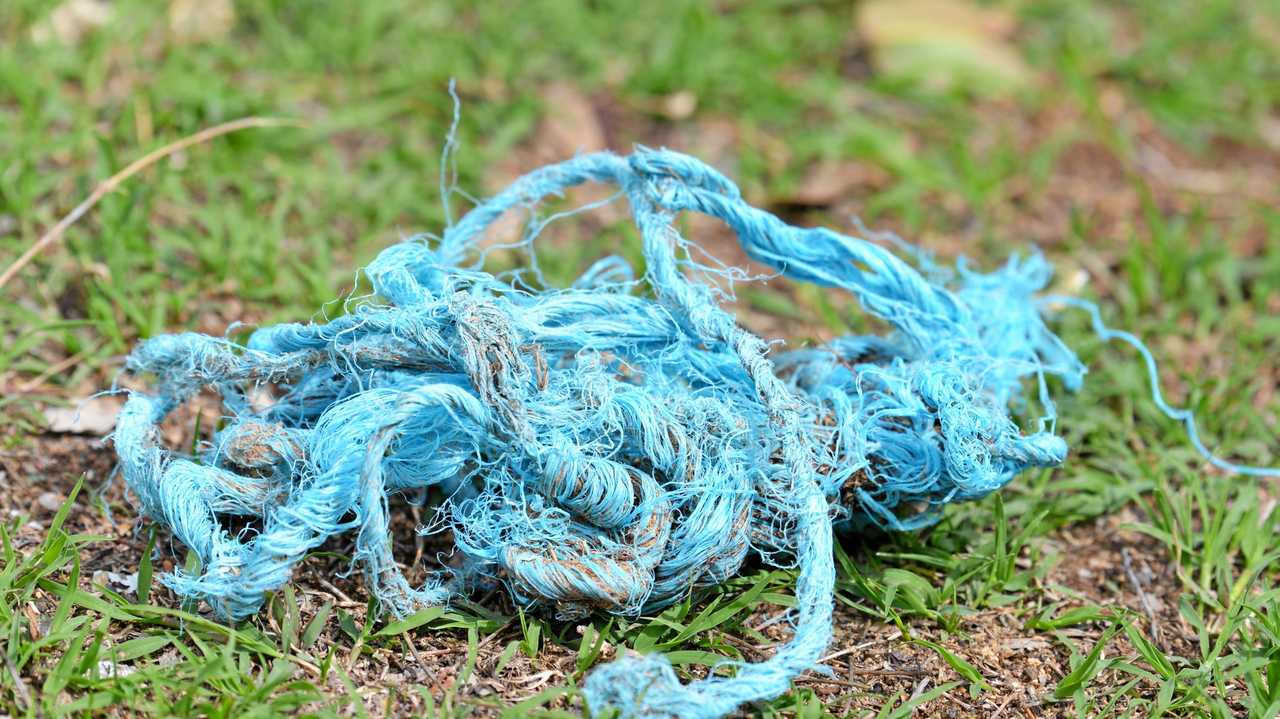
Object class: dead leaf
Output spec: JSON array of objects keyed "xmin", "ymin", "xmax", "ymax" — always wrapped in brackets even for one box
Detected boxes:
[
  {"xmin": 784, "ymin": 161, "xmax": 890, "ymax": 206},
  {"xmin": 93, "ymin": 570, "xmax": 138, "ymax": 595},
  {"xmin": 30, "ymin": 0, "xmax": 112, "ymax": 45},
  {"xmin": 44, "ymin": 395, "xmax": 123, "ymax": 435},
  {"xmin": 479, "ymin": 83, "xmax": 613, "ymax": 246},
  {"xmin": 856, "ymin": 0, "xmax": 1033, "ymax": 96},
  {"xmin": 168, "ymin": 0, "xmax": 236, "ymax": 45},
  {"xmin": 538, "ymin": 82, "xmax": 606, "ymax": 159},
  {"xmin": 97, "ymin": 660, "xmax": 137, "ymax": 678},
  {"xmin": 660, "ymin": 117, "xmax": 743, "ymax": 174}
]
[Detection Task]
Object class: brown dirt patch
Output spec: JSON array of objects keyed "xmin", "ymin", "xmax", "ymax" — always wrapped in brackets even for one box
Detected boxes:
[{"xmin": 2, "ymin": 431, "xmax": 1225, "ymax": 716}]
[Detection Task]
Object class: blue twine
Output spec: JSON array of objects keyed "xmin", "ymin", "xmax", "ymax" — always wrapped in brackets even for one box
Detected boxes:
[
  {"xmin": 112, "ymin": 147, "xmax": 1276, "ymax": 718},
  {"xmin": 1040, "ymin": 295, "xmax": 1280, "ymax": 478}
]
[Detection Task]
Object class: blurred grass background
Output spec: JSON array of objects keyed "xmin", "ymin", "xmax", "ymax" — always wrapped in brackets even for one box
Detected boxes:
[{"xmin": 2, "ymin": 0, "xmax": 1276, "ymax": 392}]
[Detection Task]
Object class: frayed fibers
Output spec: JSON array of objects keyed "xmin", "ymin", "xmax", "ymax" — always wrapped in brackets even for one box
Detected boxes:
[{"xmin": 112, "ymin": 147, "xmax": 1275, "ymax": 719}]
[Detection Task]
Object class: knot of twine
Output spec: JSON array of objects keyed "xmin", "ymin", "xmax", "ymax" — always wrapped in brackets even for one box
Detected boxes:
[{"xmin": 115, "ymin": 148, "xmax": 1094, "ymax": 718}]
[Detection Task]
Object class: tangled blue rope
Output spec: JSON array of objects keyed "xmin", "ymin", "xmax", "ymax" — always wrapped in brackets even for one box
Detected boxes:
[{"xmin": 112, "ymin": 147, "xmax": 1277, "ymax": 718}]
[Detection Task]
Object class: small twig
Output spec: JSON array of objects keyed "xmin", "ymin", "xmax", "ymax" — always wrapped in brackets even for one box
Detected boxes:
[
  {"xmin": 0, "ymin": 116, "xmax": 303, "ymax": 291},
  {"xmin": 797, "ymin": 675, "xmax": 864, "ymax": 689},
  {"xmin": 818, "ymin": 637, "xmax": 884, "ymax": 665},
  {"xmin": 402, "ymin": 634, "xmax": 424, "ymax": 669},
  {"xmin": 290, "ymin": 655, "xmax": 322, "ymax": 678},
  {"xmin": 317, "ymin": 577, "xmax": 360, "ymax": 607},
  {"xmin": 16, "ymin": 347, "xmax": 92, "ymax": 392},
  {"xmin": 414, "ymin": 646, "xmax": 470, "ymax": 659},
  {"xmin": 1121, "ymin": 547, "xmax": 1164, "ymax": 648},
  {"xmin": 800, "ymin": 668, "xmax": 929, "ymax": 689},
  {"xmin": 476, "ymin": 626, "xmax": 506, "ymax": 651},
  {"xmin": 1, "ymin": 640, "xmax": 36, "ymax": 715},
  {"xmin": 989, "ymin": 692, "xmax": 1018, "ymax": 719},
  {"xmin": 802, "ymin": 667, "xmax": 929, "ymax": 684},
  {"xmin": 511, "ymin": 669, "xmax": 559, "ymax": 699},
  {"xmin": 875, "ymin": 667, "xmax": 929, "ymax": 679},
  {"xmin": 511, "ymin": 669, "xmax": 557, "ymax": 687}
]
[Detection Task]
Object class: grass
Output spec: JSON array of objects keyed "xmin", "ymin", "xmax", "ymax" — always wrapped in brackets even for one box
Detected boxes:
[{"xmin": 2, "ymin": 0, "xmax": 1279, "ymax": 716}]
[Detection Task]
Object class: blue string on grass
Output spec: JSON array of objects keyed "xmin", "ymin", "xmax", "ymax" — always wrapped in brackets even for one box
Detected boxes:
[{"xmin": 112, "ymin": 147, "xmax": 1277, "ymax": 719}]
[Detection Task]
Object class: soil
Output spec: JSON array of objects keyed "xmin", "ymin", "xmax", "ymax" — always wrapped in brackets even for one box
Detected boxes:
[{"xmin": 0, "ymin": 431, "xmax": 1231, "ymax": 717}]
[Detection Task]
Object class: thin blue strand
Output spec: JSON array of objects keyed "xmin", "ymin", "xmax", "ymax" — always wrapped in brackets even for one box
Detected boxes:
[{"xmin": 1043, "ymin": 295, "xmax": 1280, "ymax": 478}]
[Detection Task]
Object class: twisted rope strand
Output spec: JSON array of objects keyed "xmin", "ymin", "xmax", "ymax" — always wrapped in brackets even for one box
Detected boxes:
[{"xmin": 113, "ymin": 148, "xmax": 1277, "ymax": 718}]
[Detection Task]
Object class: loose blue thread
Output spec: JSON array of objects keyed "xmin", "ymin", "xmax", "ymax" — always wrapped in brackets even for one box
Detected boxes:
[{"xmin": 112, "ymin": 148, "xmax": 1276, "ymax": 718}]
